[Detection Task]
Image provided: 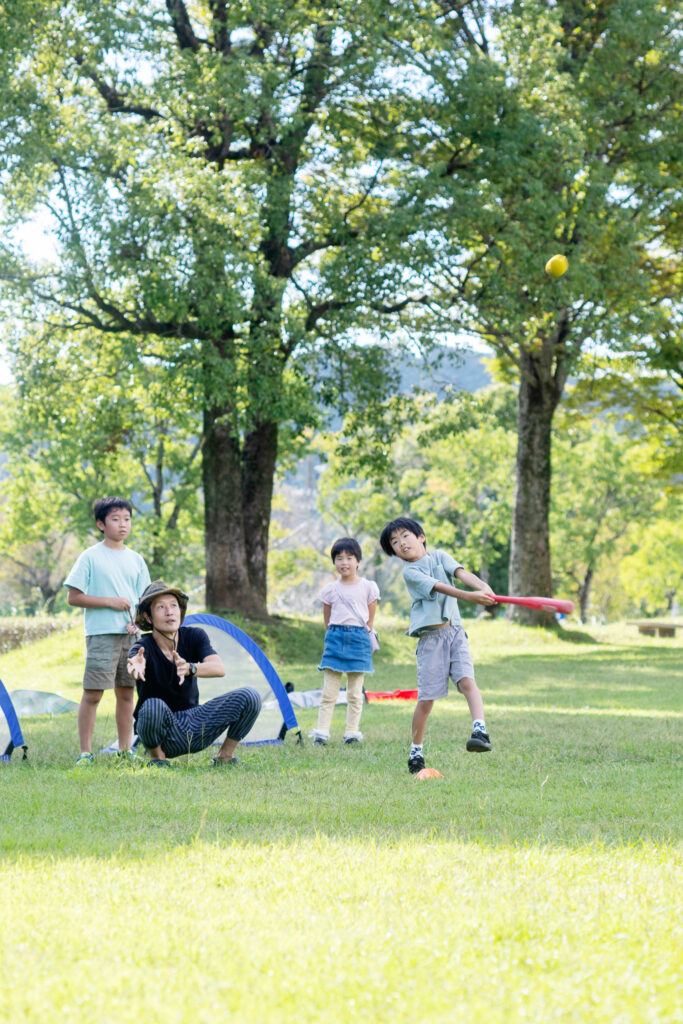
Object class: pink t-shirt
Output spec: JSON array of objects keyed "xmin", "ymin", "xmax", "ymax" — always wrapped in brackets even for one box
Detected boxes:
[{"xmin": 319, "ymin": 578, "xmax": 380, "ymax": 627}]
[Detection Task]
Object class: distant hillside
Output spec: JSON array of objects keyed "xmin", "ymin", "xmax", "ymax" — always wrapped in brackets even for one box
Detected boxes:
[{"xmin": 399, "ymin": 346, "xmax": 492, "ymax": 396}]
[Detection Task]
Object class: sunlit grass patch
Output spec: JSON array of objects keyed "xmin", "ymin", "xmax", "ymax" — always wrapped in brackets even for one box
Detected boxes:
[
  {"xmin": 0, "ymin": 617, "xmax": 681, "ymax": 1022},
  {"xmin": 0, "ymin": 840, "xmax": 680, "ymax": 1023}
]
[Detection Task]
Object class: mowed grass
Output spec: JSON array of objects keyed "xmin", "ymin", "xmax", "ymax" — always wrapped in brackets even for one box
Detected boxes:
[{"xmin": 0, "ymin": 618, "xmax": 681, "ymax": 1023}]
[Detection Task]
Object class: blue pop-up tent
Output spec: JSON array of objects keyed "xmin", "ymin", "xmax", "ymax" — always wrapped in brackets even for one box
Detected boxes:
[
  {"xmin": 0, "ymin": 677, "xmax": 28, "ymax": 762},
  {"xmin": 185, "ymin": 614, "xmax": 299, "ymax": 744}
]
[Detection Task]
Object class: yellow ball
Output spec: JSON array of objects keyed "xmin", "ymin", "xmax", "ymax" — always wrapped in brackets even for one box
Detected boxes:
[{"xmin": 545, "ymin": 254, "xmax": 569, "ymax": 277}]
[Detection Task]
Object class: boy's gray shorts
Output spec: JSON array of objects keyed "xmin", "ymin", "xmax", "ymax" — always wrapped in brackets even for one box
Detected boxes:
[
  {"xmin": 415, "ymin": 624, "xmax": 475, "ymax": 701},
  {"xmin": 83, "ymin": 634, "xmax": 134, "ymax": 690}
]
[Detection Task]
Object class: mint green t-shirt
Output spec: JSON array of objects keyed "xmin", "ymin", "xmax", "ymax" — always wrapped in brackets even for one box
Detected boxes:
[
  {"xmin": 64, "ymin": 542, "xmax": 151, "ymax": 636},
  {"xmin": 402, "ymin": 549, "xmax": 464, "ymax": 637}
]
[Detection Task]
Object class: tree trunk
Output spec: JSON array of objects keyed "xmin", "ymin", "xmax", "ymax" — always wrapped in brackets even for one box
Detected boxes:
[
  {"xmin": 508, "ymin": 349, "xmax": 562, "ymax": 625},
  {"xmin": 242, "ymin": 416, "xmax": 279, "ymax": 613},
  {"xmin": 202, "ymin": 404, "xmax": 279, "ymax": 618},
  {"xmin": 578, "ymin": 566, "xmax": 594, "ymax": 622}
]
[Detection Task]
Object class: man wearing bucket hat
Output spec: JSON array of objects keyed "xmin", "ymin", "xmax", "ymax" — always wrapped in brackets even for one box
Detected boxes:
[{"xmin": 127, "ymin": 580, "xmax": 261, "ymax": 767}]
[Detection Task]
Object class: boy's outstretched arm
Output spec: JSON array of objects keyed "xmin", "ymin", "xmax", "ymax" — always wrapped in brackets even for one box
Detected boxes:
[
  {"xmin": 454, "ymin": 568, "xmax": 496, "ymax": 596},
  {"xmin": 432, "ymin": 569, "xmax": 497, "ymax": 606}
]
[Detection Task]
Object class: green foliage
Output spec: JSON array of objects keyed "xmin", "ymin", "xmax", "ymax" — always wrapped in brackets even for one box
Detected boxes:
[
  {"xmin": 406, "ymin": 0, "xmax": 682, "ymax": 363},
  {"xmin": 550, "ymin": 415, "xmax": 670, "ymax": 619},
  {"xmin": 618, "ymin": 507, "xmax": 683, "ymax": 617},
  {"xmin": 267, "ymin": 545, "xmax": 322, "ymax": 615},
  {"xmin": 0, "ymin": 0, "xmax": 438, "ymax": 419},
  {"xmin": 0, "ymin": 454, "xmax": 84, "ymax": 612},
  {"xmin": 566, "ymin": 352, "xmax": 683, "ymax": 483},
  {"xmin": 0, "ymin": 336, "xmax": 205, "ymax": 585}
]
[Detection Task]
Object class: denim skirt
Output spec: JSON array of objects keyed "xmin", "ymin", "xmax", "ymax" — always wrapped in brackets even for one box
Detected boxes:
[{"xmin": 318, "ymin": 624, "xmax": 374, "ymax": 674}]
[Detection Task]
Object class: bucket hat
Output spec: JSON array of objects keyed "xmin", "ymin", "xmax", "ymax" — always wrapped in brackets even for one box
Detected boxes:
[{"xmin": 135, "ymin": 580, "xmax": 189, "ymax": 630}]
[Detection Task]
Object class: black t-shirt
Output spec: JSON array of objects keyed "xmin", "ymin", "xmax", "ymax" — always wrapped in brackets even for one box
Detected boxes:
[{"xmin": 129, "ymin": 626, "xmax": 217, "ymax": 720}]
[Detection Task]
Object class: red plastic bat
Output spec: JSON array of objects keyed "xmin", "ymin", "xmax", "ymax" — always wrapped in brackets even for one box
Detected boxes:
[{"xmin": 493, "ymin": 595, "xmax": 575, "ymax": 615}]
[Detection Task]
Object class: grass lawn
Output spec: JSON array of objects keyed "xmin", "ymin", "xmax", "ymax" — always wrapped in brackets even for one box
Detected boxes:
[{"xmin": 0, "ymin": 617, "xmax": 681, "ymax": 1022}]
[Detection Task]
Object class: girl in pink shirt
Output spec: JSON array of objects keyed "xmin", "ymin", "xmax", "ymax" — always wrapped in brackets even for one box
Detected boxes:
[{"xmin": 309, "ymin": 538, "xmax": 380, "ymax": 746}]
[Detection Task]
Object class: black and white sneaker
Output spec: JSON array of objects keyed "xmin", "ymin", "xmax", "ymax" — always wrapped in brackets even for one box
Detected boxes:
[
  {"xmin": 408, "ymin": 751, "xmax": 426, "ymax": 774},
  {"xmin": 308, "ymin": 729, "xmax": 329, "ymax": 746},
  {"xmin": 466, "ymin": 729, "xmax": 492, "ymax": 752}
]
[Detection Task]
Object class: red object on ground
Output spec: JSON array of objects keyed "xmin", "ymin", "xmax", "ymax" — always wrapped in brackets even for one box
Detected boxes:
[
  {"xmin": 365, "ymin": 689, "xmax": 418, "ymax": 703},
  {"xmin": 415, "ymin": 767, "xmax": 443, "ymax": 779}
]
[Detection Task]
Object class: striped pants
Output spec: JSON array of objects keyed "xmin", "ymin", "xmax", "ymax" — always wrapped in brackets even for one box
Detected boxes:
[{"xmin": 136, "ymin": 688, "xmax": 262, "ymax": 759}]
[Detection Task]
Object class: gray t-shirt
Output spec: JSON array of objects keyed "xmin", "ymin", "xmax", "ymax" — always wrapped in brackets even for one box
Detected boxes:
[{"xmin": 402, "ymin": 549, "xmax": 464, "ymax": 637}]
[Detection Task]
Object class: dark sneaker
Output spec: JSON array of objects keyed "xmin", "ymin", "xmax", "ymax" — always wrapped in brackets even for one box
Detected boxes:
[
  {"xmin": 466, "ymin": 729, "xmax": 492, "ymax": 752},
  {"xmin": 147, "ymin": 758, "xmax": 172, "ymax": 768},
  {"xmin": 211, "ymin": 756, "xmax": 241, "ymax": 766},
  {"xmin": 308, "ymin": 729, "xmax": 329, "ymax": 745},
  {"xmin": 408, "ymin": 751, "xmax": 426, "ymax": 774}
]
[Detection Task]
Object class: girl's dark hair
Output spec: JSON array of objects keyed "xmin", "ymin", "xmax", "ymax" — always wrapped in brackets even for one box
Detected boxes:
[
  {"xmin": 379, "ymin": 517, "xmax": 425, "ymax": 556},
  {"xmin": 330, "ymin": 537, "xmax": 362, "ymax": 563},
  {"xmin": 93, "ymin": 496, "xmax": 133, "ymax": 531}
]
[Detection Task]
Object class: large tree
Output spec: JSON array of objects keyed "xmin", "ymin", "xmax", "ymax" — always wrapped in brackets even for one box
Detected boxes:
[
  {"xmin": 403, "ymin": 0, "xmax": 682, "ymax": 620},
  {"xmin": 0, "ymin": 0, "xmax": 444, "ymax": 616}
]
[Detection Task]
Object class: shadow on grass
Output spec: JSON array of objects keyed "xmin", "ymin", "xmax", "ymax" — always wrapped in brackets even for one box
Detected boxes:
[
  {"xmin": 554, "ymin": 627, "xmax": 601, "ymax": 644},
  {"xmin": 1, "ymin": 697, "xmax": 680, "ymax": 860}
]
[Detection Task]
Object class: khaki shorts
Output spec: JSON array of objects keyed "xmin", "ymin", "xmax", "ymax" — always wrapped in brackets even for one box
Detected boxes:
[
  {"xmin": 415, "ymin": 624, "xmax": 475, "ymax": 701},
  {"xmin": 83, "ymin": 633, "xmax": 134, "ymax": 690}
]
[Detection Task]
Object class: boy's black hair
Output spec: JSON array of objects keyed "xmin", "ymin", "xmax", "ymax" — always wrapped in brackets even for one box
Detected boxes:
[
  {"xmin": 94, "ymin": 496, "xmax": 133, "ymax": 532},
  {"xmin": 330, "ymin": 537, "xmax": 362, "ymax": 563},
  {"xmin": 379, "ymin": 517, "xmax": 425, "ymax": 557}
]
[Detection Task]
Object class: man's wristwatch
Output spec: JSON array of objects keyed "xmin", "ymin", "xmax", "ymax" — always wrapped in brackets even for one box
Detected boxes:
[{"xmin": 188, "ymin": 663, "xmax": 198, "ymax": 678}]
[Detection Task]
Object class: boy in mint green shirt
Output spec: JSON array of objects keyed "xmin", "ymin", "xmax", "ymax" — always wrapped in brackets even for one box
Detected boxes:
[
  {"xmin": 64, "ymin": 497, "xmax": 150, "ymax": 765},
  {"xmin": 380, "ymin": 516, "xmax": 497, "ymax": 774}
]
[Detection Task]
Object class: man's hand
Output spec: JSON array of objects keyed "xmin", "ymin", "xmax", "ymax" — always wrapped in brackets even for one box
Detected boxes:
[
  {"xmin": 110, "ymin": 596, "xmax": 132, "ymax": 611},
  {"xmin": 172, "ymin": 651, "xmax": 189, "ymax": 686},
  {"xmin": 471, "ymin": 590, "xmax": 498, "ymax": 606},
  {"xmin": 127, "ymin": 648, "xmax": 146, "ymax": 681},
  {"xmin": 125, "ymin": 620, "xmax": 139, "ymax": 635}
]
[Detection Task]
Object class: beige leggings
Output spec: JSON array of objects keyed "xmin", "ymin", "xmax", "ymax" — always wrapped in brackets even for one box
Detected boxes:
[{"xmin": 316, "ymin": 669, "xmax": 364, "ymax": 735}]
